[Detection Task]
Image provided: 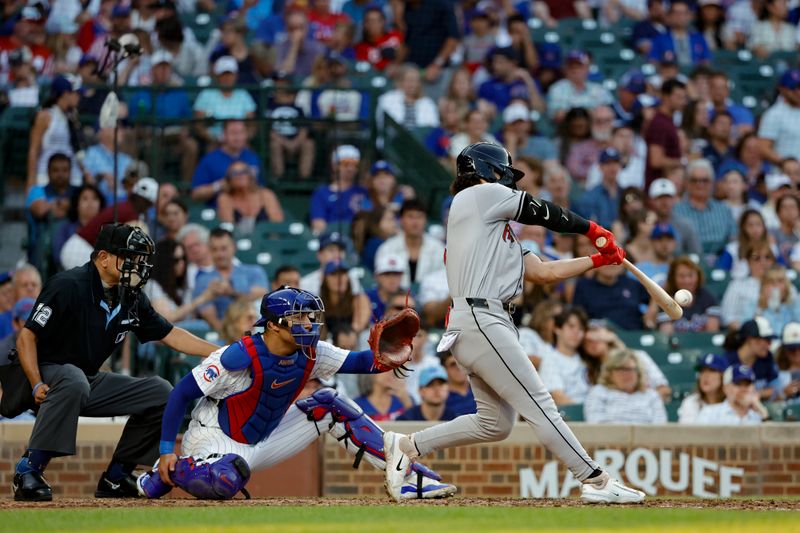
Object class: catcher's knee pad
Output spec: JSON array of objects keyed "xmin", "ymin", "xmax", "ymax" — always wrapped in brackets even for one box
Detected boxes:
[
  {"xmin": 296, "ymin": 387, "xmax": 384, "ymax": 467},
  {"xmin": 171, "ymin": 453, "xmax": 251, "ymax": 500}
]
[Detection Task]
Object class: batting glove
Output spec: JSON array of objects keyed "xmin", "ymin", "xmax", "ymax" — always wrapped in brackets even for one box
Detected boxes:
[
  {"xmin": 586, "ymin": 221, "xmax": 616, "ymax": 253},
  {"xmin": 591, "ymin": 246, "xmax": 625, "ymax": 268}
]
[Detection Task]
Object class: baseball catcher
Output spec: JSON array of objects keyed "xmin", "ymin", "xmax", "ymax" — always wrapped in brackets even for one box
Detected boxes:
[{"xmin": 137, "ymin": 287, "xmax": 455, "ymax": 500}]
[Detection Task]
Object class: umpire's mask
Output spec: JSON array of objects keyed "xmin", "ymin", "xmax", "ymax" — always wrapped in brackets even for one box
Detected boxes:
[{"xmin": 94, "ymin": 223, "xmax": 155, "ymax": 291}]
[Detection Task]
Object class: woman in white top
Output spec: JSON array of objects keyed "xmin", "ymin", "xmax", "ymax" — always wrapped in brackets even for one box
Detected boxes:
[
  {"xmin": 376, "ymin": 64, "xmax": 439, "ymax": 131},
  {"xmin": 716, "ymin": 209, "xmax": 777, "ymax": 279},
  {"xmin": 27, "ymin": 74, "xmax": 88, "ymax": 188},
  {"xmin": 518, "ymin": 299, "xmax": 563, "ymax": 369},
  {"xmin": 538, "ymin": 307, "xmax": 592, "ymax": 405},
  {"xmin": 721, "ymin": 240, "xmax": 777, "ymax": 329},
  {"xmin": 581, "ymin": 323, "xmax": 671, "ymax": 401},
  {"xmin": 584, "ymin": 349, "xmax": 667, "ymax": 424},
  {"xmin": 775, "ymin": 322, "xmax": 800, "ymax": 402},
  {"xmin": 748, "ymin": 0, "xmax": 796, "ymax": 58},
  {"xmin": 677, "ymin": 353, "xmax": 727, "ymax": 423},
  {"xmin": 145, "ymin": 239, "xmax": 222, "ymax": 326}
]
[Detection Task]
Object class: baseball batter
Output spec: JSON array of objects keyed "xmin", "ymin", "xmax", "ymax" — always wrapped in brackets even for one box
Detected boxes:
[
  {"xmin": 384, "ymin": 143, "xmax": 645, "ymax": 504},
  {"xmin": 137, "ymin": 287, "xmax": 455, "ymax": 500}
]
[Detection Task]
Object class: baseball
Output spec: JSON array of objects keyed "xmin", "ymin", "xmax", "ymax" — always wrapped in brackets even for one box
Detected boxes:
[{"xmin": 674, "ymin": 289, "xmax": 693, "ymax": 307}]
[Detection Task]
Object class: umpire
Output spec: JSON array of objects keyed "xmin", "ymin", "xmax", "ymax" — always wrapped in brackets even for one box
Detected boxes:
[{"xmin": 0, "ymin": 223, "xmax": 219, "ymax": 501}]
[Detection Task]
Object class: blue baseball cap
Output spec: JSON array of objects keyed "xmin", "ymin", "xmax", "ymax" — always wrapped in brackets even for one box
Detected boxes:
[
  {"xmin": 0, "ymin": 271, "xmax": 12, "ymax": 286},
  {"xmin": 651, "ymin": 222, "xmax": 676, "ymax": 239},
  {"xmin": 598, "ymin": 147, "xmax": 621, "ymax": 164},
  {"xmin": 323, "ymin": 260, "xmax": 349, "ymax": 275},
  {"xmin": 419, "ymin": 365, "xmax": 448, "ymax": 387},
  {"xmin": 620, "ymin": 69, "xmax": 646, "ymax": 94},
  {"xmin": 111, "ymin": 5, "xmax": 131, "ymax": 17},
  {"xmin": 779, "ymin": 69, "xmax": 800, "ymax": 90},
  {"xmin": 370, "ymin": 160, "xmax": 395, "ymax": 175},
  {"xmin": 51, "ymin": 74, "xmax": 82, "ymax": 98},
  {"xmin": 740, "ymin": 317, "xmax": 776, "ymax": 340},
  {"xmin": 537, "ymin": 43, "xmax": 562, "ymax": 69},
  {"xmin": 566, "ymin": 49, "xmax": 590, "ymax": 65},
  {"xmin": 12, "ymin": 298, "xmax": 35, "ymax": 322},
  {"xmin": 695, "ymin": 353, "xmax": 729, "ymax": 373},
  {"xmin": 724, "ymin": 364, "xmax": 756, "ymax": 385},
  {"xmin": 319, "ymin": 231, "xmax": 347, "ymax": 251},
  {"xmin": 658, "ymin": 50, "xmax": 677, "ymax": 65}
]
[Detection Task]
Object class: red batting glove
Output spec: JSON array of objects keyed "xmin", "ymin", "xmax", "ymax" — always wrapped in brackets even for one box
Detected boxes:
[
  {"xmin": 586, "ymin": 221, "xmax": 616, "ymax": 253},
  {"xmin": 590, "ymin": 246, "xmax": 625, "ymax": 268}
]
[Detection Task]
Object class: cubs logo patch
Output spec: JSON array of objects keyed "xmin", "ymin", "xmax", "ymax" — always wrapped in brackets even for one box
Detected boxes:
[{"xmin": 204, "ymin": 364, "xmax": 221, "ymax": 382}]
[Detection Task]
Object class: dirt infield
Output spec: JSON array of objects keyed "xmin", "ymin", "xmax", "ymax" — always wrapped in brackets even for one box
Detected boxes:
[{"xmin": 1, "ymin": 497, "xmax": 798, "ymax": 511}]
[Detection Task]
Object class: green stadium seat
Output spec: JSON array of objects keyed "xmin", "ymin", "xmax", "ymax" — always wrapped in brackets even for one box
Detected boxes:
[
  {"xmin": 783, "ymin": 404, "xmax": 799, "ymax": 421},
  {"xmin": 664, "ymin": 400, "xmax": 681, "ymax": 422},
  {"xmin": 558, "ymin": 403, "xmax": 585, "ymax": 422},
  {"xmin": 704, "ymin": 268, "xmax": 729, "ymax": 301},
  {"xmin": 765, "ymin": 402, "xmax": 785, "ymax": 422}
]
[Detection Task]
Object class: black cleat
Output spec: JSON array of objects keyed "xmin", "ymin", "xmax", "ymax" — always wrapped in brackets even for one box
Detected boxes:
[
  {"xmin": 95, "ymin": 471, "xmax": 140, "ymax": 498},
  {"xmin": 13, "ymin": 471, "xmax": 53, "ymax": 502}
]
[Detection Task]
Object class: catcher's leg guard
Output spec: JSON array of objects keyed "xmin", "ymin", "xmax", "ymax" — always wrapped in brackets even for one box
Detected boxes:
[
  {"xmin": 170, "ymin": 454, "xmax": 251, "ymax": 500},
  {"xmin": 136, "ymin": 465, "xmax": 173, "ymax": 499},
  {"xmin": 296, "ymin": 387, "xmax": 385, "ymax": 469}
]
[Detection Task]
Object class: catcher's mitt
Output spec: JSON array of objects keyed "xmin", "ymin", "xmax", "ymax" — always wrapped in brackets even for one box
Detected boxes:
[{"xmin": 368, "ymin": 307, "xmax": 420, "ymax": 374}]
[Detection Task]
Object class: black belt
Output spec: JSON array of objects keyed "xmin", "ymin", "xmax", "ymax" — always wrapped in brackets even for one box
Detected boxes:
[{"xmin": 465, "ymin": 298, "xmax": 516, "ymax": 315}]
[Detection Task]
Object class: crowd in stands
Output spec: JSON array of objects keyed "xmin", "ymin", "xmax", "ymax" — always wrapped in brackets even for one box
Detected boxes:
[{"xmin": 4, "ymin": 0, "xmax": 800, "ymax": 424}]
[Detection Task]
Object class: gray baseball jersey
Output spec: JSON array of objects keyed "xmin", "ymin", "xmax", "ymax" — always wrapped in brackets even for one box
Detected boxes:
[{"xmin": 413, "ymin": 181, "xmax": 603, "ymax": 483}]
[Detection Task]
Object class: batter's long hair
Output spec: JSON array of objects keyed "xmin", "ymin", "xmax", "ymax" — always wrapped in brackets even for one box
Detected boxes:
[{"xmin": 450, "ymin": 172, "xmax": 482, "ymax": 195}]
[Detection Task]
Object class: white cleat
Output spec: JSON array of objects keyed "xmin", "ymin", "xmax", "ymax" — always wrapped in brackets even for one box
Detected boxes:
[
  {"xmin": 383, "ymin": 431, "xmax": 411, "ymax": 502},
  {"xmin": 580, "ymin": 472, "xmax": 645, "ymax": 504}
]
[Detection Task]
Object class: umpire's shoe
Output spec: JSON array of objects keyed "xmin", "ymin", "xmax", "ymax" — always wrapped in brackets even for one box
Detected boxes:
[
  {"xmin": 95, "ymin": 472, "xmax": 140, "ymax": 498},
  {"xmin": 13, "ymin": 471, "xmax": 53, "ymax": 502}
]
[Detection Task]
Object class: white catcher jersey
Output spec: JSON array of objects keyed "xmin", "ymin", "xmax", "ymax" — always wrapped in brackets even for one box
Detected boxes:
[
  {"xmin": 446, "ymin": 183, "xmax": 532, "ymax": 302},
  {"xmin": 188, "ymin": 340, "xmax": 350, "ymax": 430}
]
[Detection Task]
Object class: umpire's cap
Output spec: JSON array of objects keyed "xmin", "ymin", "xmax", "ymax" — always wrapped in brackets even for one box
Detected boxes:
[
  {"xmin": 456, "ymin": 142, "xmax": 524, "ymax": 189},
  {"xmin": 94, "ymin": 223, "xmax": 154, "ymax": 258}
]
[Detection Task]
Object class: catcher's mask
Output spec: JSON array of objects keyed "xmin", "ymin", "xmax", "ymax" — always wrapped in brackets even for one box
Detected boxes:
[
  {"xmin": 94, "ymin": 223, "xmax": 155, "ymax": 291},
  {"xmin": 255, "ymin": 287, "xmax": 325, "ymax": 359},
  {"xmin": 456, "ymin": 142, "xmax": 525, "ymax": 189}
]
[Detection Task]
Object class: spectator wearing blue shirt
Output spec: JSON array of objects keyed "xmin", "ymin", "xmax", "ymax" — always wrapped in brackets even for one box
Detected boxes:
[
  {"xmin": 397, "ymin": 366, "xmax": 456, "ymax": 422},
  {"xmin": 703, "ymin": 111, "xmax": 735, "ymax": 177},
  {"xmin": 25, "ymin": 153, "xmax": 78, "ymax": 271},
  {"xmin": 708, "ymin": 71, "xmax": 754, "ymax": 139},
  {"xmin": 573, "ymin": 263, "xmax": 650, "ymax": 331},
  {"xmin": 191, "ymin": 120, "xmax": 262, "ymax": 205},
  {"xmin": 477, "ymin": 46, "xmax": 542, "ymax": 114},
  {"xmin": 648, "ymin": 0, "xmax": 711, "ymax": 67},
  {"xmin": 634, "ymin": 223, "xmax": 677, "ymax": 288},
  {"xmin": 439, "ymin": 350, "xmax": 476, "ymax": 417},
  {"xmin": 632, "ymin": 0, "xmax": 668, "ymax": 55},
  {"xmin": 193, "ymin": 56, "xmax": 257, "ymax": 144},
  {"xmin": 128, "ymin": 51, "xmax": 197, "ymax": 182},
  {"xmin": 0, "ymin": 272, "xmax": 13, "ymax": 341},
  {"xmin": 193, "ymin": 228, "xmax": 269, "ymax": 333},
  {"xmin": 310, "ymin": 144, "xmax": 368, "ymax": 235},
  {"xmin": 209, "ymin": 18, "xmax": 259, "ymax": 87},
  {"xmin": 365, "ymin": 253, "xmax": 405, "ymax": 321},
  {"xmin": 576, "ymin": 148, "xmax": 622, "ymax": 230},
  {"xmin": 82, "ymin": 126, "xmax": 134, "ymax": 206},
  {"xmin": 424, "ymin": 97, "xmax": 460, "ymax": 161},
  {"xmin": 725, "ymin": 318, "xmax": 781, "ymax": 401}
]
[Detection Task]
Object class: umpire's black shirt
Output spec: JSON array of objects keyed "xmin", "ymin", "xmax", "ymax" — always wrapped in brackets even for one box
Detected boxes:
[{"xmin": 24, "ymin": 262, "xmax": 173, "ymax": 375}]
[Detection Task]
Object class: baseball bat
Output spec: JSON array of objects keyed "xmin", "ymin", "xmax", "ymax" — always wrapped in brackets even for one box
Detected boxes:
[{"xmin": 595, "ymin": 237, "xmax": 683, "ymax": 320}]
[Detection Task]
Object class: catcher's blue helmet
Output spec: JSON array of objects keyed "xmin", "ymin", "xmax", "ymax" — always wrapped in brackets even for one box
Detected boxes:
[{"xmin": 254, "ymin": 287, "xmax": 325, "ymax": 357}]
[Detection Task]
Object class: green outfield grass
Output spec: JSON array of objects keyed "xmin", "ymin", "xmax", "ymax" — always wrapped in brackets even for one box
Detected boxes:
[{"xmin": 0, "ymin": 505, "xmax": 796, "ymax": 533}]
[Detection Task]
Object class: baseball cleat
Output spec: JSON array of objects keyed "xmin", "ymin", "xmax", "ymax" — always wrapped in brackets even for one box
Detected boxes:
[
  {"xmin": 399, "ymin": 475, "xmax": 457, "ymax": 499},
  {"xmin": 95, "ymin": 471, "xmax": 141, "ymax": 498},
  {"xmin": 12, "ymin": 471, "xmax": 52, "ymax": 502},
  {"xmin": 580, "ymin": 472, "xmax": 645, "ymax": 504},
  {"xmin": 383, "ymin": 431, "xmax": 410, "ymax": 502}
]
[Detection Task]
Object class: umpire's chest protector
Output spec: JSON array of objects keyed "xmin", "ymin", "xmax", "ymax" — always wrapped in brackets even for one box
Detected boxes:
[{"xmin": 217, "ymin": 335, "xmax": 315, "ymax": 444}]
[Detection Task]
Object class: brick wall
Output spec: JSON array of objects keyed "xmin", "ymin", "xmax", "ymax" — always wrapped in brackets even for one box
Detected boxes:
[
  {"xmin": 4, "ymin": 422, "xmax": 798, "ymax": 498},
  {"xmin": 322, "ymin": 423, "xmax": 800, "ymax": 498}
]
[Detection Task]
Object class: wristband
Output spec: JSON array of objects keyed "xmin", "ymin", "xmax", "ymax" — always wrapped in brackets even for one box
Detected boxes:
[
  {"xmin": 32, "ymin": 381, "xmax": 44, "ymax": 397},
  {"xmin": 159, "ymin": 440, "xmax": 176, "ymax": 455},
  {"xmin": 590, "ymin": 253, "xmax": 604, "ymax": 269}
]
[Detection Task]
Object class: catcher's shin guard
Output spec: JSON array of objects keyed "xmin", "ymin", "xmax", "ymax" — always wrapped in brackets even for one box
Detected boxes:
[
  {"xmin": 136, "ymin": 465, "xmax": 173, "ymax": 499},
  {"xmin": 170, "ymin": 454, "xmax": 251, "ymax": 500},
  {"xmin": 296, "ymin": 387, "xmax": 386, "ymax": 469}
]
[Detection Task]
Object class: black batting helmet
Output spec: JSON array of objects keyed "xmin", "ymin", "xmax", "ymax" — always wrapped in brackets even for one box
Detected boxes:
[{"xmin": 456, "ymin": 142, "xmax": 525, "ymax": 189}]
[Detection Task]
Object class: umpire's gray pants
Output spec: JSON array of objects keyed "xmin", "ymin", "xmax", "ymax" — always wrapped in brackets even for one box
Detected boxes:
[
  {"xmin": 413, "ymin": 300, "xmax": 599, "ymax": 481},
  {"xmin": 28, "ymin": 364, "xmax": 172, "ymax": 465}
]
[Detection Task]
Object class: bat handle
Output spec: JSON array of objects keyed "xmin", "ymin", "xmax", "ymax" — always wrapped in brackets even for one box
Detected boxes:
[{"xmin": 595, "ymin": 237, "xmax": 607, "ymax": 248}]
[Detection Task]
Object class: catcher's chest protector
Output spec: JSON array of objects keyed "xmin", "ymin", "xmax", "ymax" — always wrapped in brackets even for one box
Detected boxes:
[{"xmin": 218, "ymin": 335, "xmax": 315, "ymax": 444}]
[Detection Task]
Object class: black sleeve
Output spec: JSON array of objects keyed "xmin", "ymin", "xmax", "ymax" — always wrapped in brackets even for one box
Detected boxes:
[
  {"xmin": 24, "ymin": 278, "xmax": 77, "ymax": 339},
  {"xmin": 515, "ymin": 193, "xmax": 591, "ymax": 235},
  {"xmin": 131, "ymin": 290, "xmax": 174, "ymax": 343}
]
